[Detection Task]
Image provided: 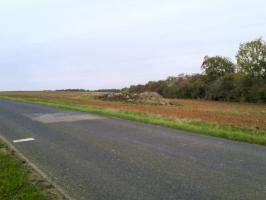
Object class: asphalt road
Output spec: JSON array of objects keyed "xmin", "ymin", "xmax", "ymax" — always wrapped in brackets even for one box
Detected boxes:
[{"xmin": 0, "ymin": 99, "xmax": 266, "ymax": 200}]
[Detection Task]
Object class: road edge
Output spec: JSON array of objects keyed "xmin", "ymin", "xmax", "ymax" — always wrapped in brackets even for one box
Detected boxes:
[{"xmin": 0, "ymin": 134, "xmax": 73, "ymax": 200}]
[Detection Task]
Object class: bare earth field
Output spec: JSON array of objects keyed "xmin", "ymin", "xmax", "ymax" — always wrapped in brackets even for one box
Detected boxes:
[{"xmin": 1, "ymin": 91, "xmax": 265, "ymax": 132}]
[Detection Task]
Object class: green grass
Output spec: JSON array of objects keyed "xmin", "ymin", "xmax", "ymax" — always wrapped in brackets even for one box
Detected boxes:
[
  {"xmin": 1, "ymin": 96, "xmax": 266, "ymax": 146},
  {"xmin": 0, "ymin": 142, "xmax": 47, "ymax": 200}
]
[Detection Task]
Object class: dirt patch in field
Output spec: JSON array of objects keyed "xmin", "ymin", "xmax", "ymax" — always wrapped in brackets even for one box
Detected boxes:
[{"xmin": 98, "ymin": 92, "xmax": 171, "ymax": 105}]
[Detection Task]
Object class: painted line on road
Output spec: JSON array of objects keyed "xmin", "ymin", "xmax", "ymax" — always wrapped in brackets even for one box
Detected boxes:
[{"xmin": 13, "ymin": 138, "xmax": 35, "ymax": 143}]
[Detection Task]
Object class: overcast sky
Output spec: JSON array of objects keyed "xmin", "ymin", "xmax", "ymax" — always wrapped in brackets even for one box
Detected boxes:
[{"xmin": 0, "ymin": 0, "xmax": 265, "ymax": 90}]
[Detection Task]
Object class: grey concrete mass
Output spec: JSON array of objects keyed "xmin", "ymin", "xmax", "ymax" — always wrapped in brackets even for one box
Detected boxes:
[{"xmin": 0, "ymin": 99, "xmax": 265, "ymax": 200}]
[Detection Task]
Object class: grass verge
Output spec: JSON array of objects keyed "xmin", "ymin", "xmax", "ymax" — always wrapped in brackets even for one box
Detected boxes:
[
  {"xmin": 0, "ymin": 140, "xmax": 48, "ymax": 200},
  {"xmin": 1, "ymin": 96, "xmax": 266, "ymax": 146}
]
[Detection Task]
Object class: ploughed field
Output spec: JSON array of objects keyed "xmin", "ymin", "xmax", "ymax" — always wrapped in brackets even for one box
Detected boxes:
[{"xmin": 1, "ymin": 91, "xmax": 265, "ymax": 132}]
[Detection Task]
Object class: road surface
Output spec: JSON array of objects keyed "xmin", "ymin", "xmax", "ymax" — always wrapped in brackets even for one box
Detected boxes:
[{"xmin": 0, "ymin": 99, "xmax": 266, "ymax": 200}]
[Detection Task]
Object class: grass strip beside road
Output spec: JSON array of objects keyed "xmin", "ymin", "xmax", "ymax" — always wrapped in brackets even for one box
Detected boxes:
[
  {"xmin": 0, "ymin": 140, "xmax": 47, "ymax": 200},
  {"xmin": 1, "ymin": 96, "xmax": 266, "ymax": 146}
]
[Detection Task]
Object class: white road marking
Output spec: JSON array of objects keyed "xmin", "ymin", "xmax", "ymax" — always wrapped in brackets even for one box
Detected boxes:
[{"xmin": 13, "ymin": 138, "xmax": 35, "ymax": 143}]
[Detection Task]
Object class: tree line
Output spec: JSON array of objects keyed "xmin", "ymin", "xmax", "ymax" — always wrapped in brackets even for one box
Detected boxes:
[{"xmin": 123, "ymin": 38, "xmax": 266, "ymax": 103}]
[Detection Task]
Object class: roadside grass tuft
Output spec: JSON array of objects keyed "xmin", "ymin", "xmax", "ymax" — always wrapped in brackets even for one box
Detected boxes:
[
  {"xmin": 0, "ymin": 142, "xmax": 47, "ymax": 200},
  {"xmin": 1, "ymin": 96, "xmax": 266, "ymax": 146}
]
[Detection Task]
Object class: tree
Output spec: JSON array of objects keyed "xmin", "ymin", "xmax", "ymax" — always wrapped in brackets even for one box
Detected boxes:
[
  {"xmin": 236, "ymin": 38, "xmax": 266, "ymax": 78},
  {"xmin": 206, "ymin": 74, "xmax": 239, "ymax": 101},
  {"xmin": 122, "ymin": 38, "xmax": 266, "ymax": 103},
  {"xmin": 201, "ymin": 56, "xmax": 235, "ymax": 80},
  {"xmin": 145, "ymin": 81, "xmax": 160, "ymax": 92},
  {"xmin": 128, "ymin": 84, "xmax": 145, "ymax": 93}
]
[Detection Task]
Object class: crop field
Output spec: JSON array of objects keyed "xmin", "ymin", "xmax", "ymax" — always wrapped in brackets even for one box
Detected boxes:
[{"xmin": 1, "ymin": 91, "xmax": 265, "ymax": 132}]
